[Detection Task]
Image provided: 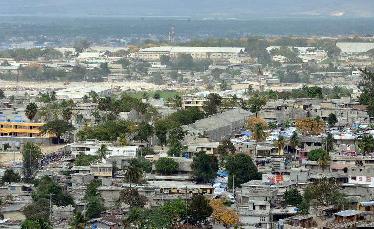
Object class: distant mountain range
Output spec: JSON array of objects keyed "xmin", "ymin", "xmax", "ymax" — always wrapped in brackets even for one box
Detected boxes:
[{"xmin": 1, "ymin": 0, "xmax": 373, "ymax": 18}]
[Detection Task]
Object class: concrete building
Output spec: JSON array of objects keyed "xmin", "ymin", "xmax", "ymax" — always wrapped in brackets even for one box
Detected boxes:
[
  {"xmin": 236, "ymin": 180, "xmax": 278, "ymax": 228},
  {"xmin": 181, "ymin": 95, "xmax": 207, "ymax": 111},
  {"xmin": 184, "ymin": 108, "xmax": 252, "ymax": 142},
  {"xmin": 68, "ymin": 141, "xmax": 138, "ymax": 159},
  {"xmin": 135, "ymin": 46, "xmax": 245, "ymax": 62},
  {"xmin": 0, "ymin": 122, "xmax": 49, "ymax": 138},
  {"xmin": 90, "ymin": 163, "xmax": 113, "ymax": 178}
]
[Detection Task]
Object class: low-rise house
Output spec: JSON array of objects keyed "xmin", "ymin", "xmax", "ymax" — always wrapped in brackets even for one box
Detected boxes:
[
  {"xmin": 184, "ymin": 108, "xmax": 251, "ymax": 142},
  {"xmin": 71, "ymin": 173, "xmax": 94, "ymax": 188},
  {"xmin": 357, "ymin": 201, "xmax": 374, "ymax": 212},
  {"xmin": 68, "ymin": 141, "xmax": 138, "ymax": 165},
  {"xmin": 279, "ymin": 215, "xmax": 317, "ymax": 228},
  {"xmin": 90, "ymin": 163, "xmax": 113, "ymax": 178},
  {"xmin": 97, "ymin": 186, "xmax": 122, "ymax": 208},
  {"xmin": 187, "ymin": 142, "xmax": 219, "ymax": 155},
  {"xmin": 182, "ymin": 95, "xmax": 207, "ymax": 111},
  {"xmin": 236, "ymin": 180, "xmax": 278, "ymax": 228}
]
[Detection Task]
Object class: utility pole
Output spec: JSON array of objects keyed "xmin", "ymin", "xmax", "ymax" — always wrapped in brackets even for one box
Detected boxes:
[
  {"xmin": 232, "ymin": 174, "xmax": 235, "ymax": 197},
  {"xmin": 185, "ymin": 186, "xmax": 188, "ymax": 224},
  {"xmin": 49, "ymin": 193, "xmax": 53, "ymax": 223}
]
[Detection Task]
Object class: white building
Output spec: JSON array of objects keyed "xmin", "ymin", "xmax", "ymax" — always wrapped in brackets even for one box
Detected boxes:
[
  {"xmin": 68, "ymin": 141, "xmax": 138, "ymax": 159},
  {"xmin": 134, "ymin": 46, "xmax": 245, "ymax": 62},
  {"xmin": 336, "ymin": 42, "xmax": 374, "ymax": 54},
  {"xmin": 348, "ymin": 175, "xmax": 374, "ymax": 187}
]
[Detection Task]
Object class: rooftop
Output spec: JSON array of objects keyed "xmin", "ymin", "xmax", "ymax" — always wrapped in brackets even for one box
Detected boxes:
[{"xmin": 139, "ymin": 46, "xmax": 245, "ymax": 53}]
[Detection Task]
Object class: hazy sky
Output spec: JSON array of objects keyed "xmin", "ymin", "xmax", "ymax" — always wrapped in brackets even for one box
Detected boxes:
[{"xmin": 0, "ymin": 0, "xmax": 373, "ymax": 18}]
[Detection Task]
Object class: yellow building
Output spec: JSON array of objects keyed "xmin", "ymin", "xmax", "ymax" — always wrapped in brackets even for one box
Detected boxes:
[{"xmin": 0, "ymin": 122, "xmax": 49, "ymax": 138}]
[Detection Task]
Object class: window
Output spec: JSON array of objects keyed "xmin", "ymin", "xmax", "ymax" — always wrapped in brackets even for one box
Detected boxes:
[
  {"xmin": 260, "ymin": 217, "xmax": 266, "ymax": 222},
  {"xmin": 259, "ymin": 205, "xmax": 267, "ymax": 210}
]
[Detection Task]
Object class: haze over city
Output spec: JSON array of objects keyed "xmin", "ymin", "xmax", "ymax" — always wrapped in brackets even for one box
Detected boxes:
[
  {"xmin": 1, "ymin": 0, "xmax": 374, "ymax": 18},
  {"xmin": 0, "ymin": 1, "xmax": 373, "ymax": 229}
]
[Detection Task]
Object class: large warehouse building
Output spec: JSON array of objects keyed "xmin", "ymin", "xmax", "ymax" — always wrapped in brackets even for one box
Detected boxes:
[{"xmin": 134, "ymin": 46, "xmax": 245, "ymax": 62}]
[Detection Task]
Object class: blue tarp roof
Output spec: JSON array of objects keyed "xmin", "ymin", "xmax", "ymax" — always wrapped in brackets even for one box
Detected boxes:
[
  {"xmin": 241, "ymin": 131, "xmax": 252, "ymax": 137},
  {"xmin": 217, "ymin": 170, "xmax": 229, "ymax": 177}
]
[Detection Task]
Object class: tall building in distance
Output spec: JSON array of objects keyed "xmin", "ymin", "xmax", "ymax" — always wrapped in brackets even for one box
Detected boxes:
[{"xmin": 168, "ymin": 25, "xmax": 176, "ymax": 44}]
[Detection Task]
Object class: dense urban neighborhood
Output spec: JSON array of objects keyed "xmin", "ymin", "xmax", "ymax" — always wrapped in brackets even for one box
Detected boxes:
[{"xmin": 0, "ymin": 17, "xmax": 374, "ymax": 229}]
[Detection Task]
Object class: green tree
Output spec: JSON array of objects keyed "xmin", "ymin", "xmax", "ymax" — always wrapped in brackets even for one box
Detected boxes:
[
  {"xmin": 327, "ymin": 113, "xmax": 338, "ymax": 127},
  {"xmin": 124, "ymin": 159, "xmax": 144, "ymax": 184},
  {"xmin": 174, "ymin": 54, "xmax": 194, "ymax": 70},
  {"xmin": 2, "ymin": 169, "xmax": 21, "ymax": 184},
  {"xmin": 74, "ymin": 39, "xmax": 91, "ymax": 53},
  {"xmin": 135, "ymin": 122, "xmax": 154, "ymax": 142},
  {"xmin": 138, "ymin": 147, "xmax": 155, "ymax": 157},
  {"xmin": 219, "ymin": 80, "xmax": 230, "ymax": 91},
  {"xmin": 308, "ymin": 148, "xmax": 330, "ymax": 170},
  {"xmin": 289, "ymin": 131, "xmax": 300, "ymax": 152},
  {"xmin": 25, "ymin": 102, "xmax": 38, "ymax": 121},
  {"xmin": 159, "ymin": 199, "xmax": 187, "ymax": 226},
  {"xmin": 0, "ymin": 89, "xmax": 5, "ymax": 99},
  {"xmin": 167, "ymin": 126, "xmax": 186, "ymax": 157},
  {"xmin": 137, "ymin": 157, "xmax": 153, "ymax": 173},
  {"xmin": 203, "ymin": 93, "xmax": 222, "ymax": 116},
  {"xmin": 160, "ymin": 55, "xmax": 171, "ymax": 65},
  {"xmin": 191, "ymin": 151, "xmax": 219, "ymax": 183},
  {"xmin": 359, "ymin": 69, "xmax": 374, "ymax": 117},
  {"xmin": 125, "ymin": 199, "xmax": 188, "ymax": 228},
  {"xmin": 74, "ymin": 154, "xmax": 99, "ymax": 166},
  {"xmin": 22, "ymin": 142, "xmax": 42, "ymax": 180},
  {"xmin": 42, "ymin": 119, "xmax": 74, "ymax": 143},
  {"xmin": 246, "ymin": 117, "xmax": 268, "ymax": 143},
  {"xmin": 84, "ymin": 180, "xmax": 105, "ymax": 219},
  {"xmin": 325, "ymin": 133, "xmax": 335, "ymax": 152},
  {"xmin": 211, "ymin": 68, "xmax": 224, "ymax": 78},
  {"xmin": 303, "ymin": 177, "xmax": 347, "ymax": 209},
  {"xmin": 155, "ymin": 119, "xmax": 176, "ymax": 146},
  {"xmin": 155, "ymin": 157, "xmax": 179, "ymax": 175},
  {"xmin": 84, "ymin": 179, "xmax": 102, "ymax": 201},
  {"xmin": 225, "ymin": 153, "xmax": 260, "ymax": 188},
  {"xmin": 23, "ymin": 198, "xmax": 50, "ymax": 222},
  {"xmin": 62, "ymin": 107, "xmax": 73, "ymax": 121},
  {"xmin": 217, "ymin": 139, "xmax": 236, "ymax": 158},
  {"xmin": 247, "ymin": 94, "xmax": 267, "ymax": 117},
  {"xmin": 284, "ymin": 188, "xmax": 303, "ymax": 206},
  {"xmin": 153, "ymin": 92, "xmax": 161, "ymax": 100},
  {"xmin": 119, "ymin": 188, "xmax": 147, "ymax": 208},
  {"xmin": 358, "ymin": 134, "xmax": 374, "ymax": 156},
  {"xmin": 69, "ymin": 212, "xmax": 86, "ymax": 229},
  {"xmin": 96, "ymin": 144, "xmax": 109, "ymax": 159},
  {"xmin": 188, "ymin": 194, "xmax": 213, "ymax": 225},
  {"xmin": 85, "ymin": 196, "xmax": 105, "ymax": 219},
  {"xmin": 274, "ymin": 135, "xmax": 286, "ymax": 155},
  {"xmin": 32, "ymin": 176, "xmax": 74, "ymax": 206},
  {"xmin": 116, "ymin": 58, "xmax": 131, "ymax": 69},
  {"xmin": 308, "ymin": 148, "xmax": 328, "ymax": 161},
  {"xmin": 100, "ymin": 62, "xmax": 111, "ymax": 75},
  {"xmin": 21, "ymin": 219, "xmax": 52, "ymax": 229}
]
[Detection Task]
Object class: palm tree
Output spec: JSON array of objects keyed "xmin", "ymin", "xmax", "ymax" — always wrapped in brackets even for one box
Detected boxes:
[
  {"xmin": 274, "ymin": 135, "xmax": 286, "ymax": 156},
  {"xmin": 318, "ymin": 151, "xmax": 330, "ymax": 171},
  {"xmin": 69, "ymin": 212, "xmax": 86, "ymax": 229},
  {"xmin": 289, "ymin": 132, "xmax": 300, "ymax": 153},
  {"xmin": 124, "ymin": 159, "xmax": 144, "ymax": 186},
  {"xmin": 252, "ymin": 123, "xmax": 267, "ymax": 157},
  {"xmin": 96, "ymin": 144, "xmax": 109, "ymax": 160}
]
